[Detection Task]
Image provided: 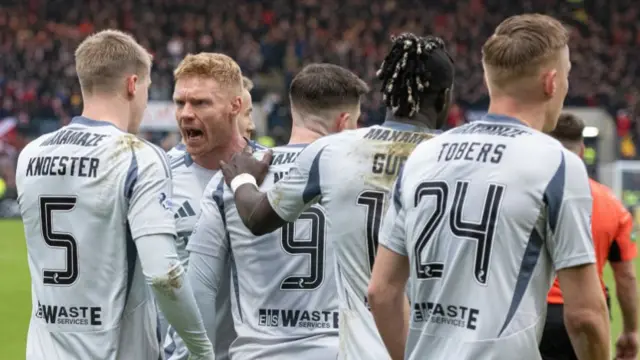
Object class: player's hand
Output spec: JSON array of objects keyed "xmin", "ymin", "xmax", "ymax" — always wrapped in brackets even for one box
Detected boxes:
[
  {"xmin": 220, "ymin": 150, "xmax": 273, "ymax": 187},
  {"xmin": 615, "ymin": 331, "xmax": 638, "ymax": 360}
]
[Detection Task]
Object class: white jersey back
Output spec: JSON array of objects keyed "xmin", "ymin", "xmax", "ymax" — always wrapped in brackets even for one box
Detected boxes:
[
  {"xmin": 191, "ymin": 145, "xmax": 339, "ymax": 359},
  {"xmin": 163, "ymin": 144, "xmax": 236, "ymax": 360},
  {"xmin": 380, "ymin": 114, "xmax": 595, "ymax": 359},
  {"xmin": 265, "ymin": 123, "xmax": 436, "ymax": 359},
  {"xmin": 16, "ymin": 116, "xmax": 176, "ymax": 360}
]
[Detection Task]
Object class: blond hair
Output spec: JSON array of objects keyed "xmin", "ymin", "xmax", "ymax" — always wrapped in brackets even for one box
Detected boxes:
[
  {"xmin": 174, "ymin": 53, "xmax": 243, "ymax": 94},
  {"xmin": 242, "ymin": 76, "xmax": 254, "ymax": 91},
  {"xmin": 482, "ymin": 14, "xmax": 568, "ymax": 90},
  {"xmin": 75, "ymin": 29, "xmax": 152, "ymax": 95}
]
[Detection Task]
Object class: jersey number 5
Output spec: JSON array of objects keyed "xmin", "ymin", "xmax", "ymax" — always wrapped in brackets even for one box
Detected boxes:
[
  {"xmin": 39, "ymin": 196, "xmax": 79, "ymax": 286},
  {"xmin": 414, "ymin": 181, "xmax": 505, "ymax": 285},
  {"xmin": 280, "ymin": 206, "xmax": 326, "ymax": 290}
]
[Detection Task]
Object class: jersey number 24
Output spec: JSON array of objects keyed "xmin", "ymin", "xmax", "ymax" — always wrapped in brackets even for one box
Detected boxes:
[{"xmin": 413, "ymin": 180, "xmax": 505, "ymax": 285}]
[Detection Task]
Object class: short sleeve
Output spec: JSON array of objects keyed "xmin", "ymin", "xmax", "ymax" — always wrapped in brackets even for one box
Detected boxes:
[
  {"xmin": 266, "ymin": 139, "xmax": 328, "ymax": 222},
  {"xmin": 379, "ymin": 169, "xmax": 408, "ymax": 256},
  {"xmin": 609, "ymin": 202, "xmax": 637, "ymax": 262},
  {"xmin": 127, "ymin": 141, "xmax": 177, "ymax": 240},
  {"xmin": 186, "ymin": 177, "xmax": 229, "ymax": 259},
  {"xmin": 545, "ymin": 151, "xmax": 596, "ymax": 270}
]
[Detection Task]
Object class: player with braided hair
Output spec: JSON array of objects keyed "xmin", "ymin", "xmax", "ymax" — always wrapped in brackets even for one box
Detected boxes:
[
  {"xmin": 217, "ymin": 33, "xmax": 454, "ymax": 359},
  {"xmin": 377, "ymin": 33, "xmax": 454, "ymax": 129}
]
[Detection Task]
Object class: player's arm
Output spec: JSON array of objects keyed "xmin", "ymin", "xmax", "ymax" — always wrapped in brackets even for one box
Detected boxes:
[
  {"xmin": 165, "ymin": 181, "xmax": 230, "ymax": 360},
  {"xmin": 127, "ymin": 143, "xmax": 213, "ymax": 359},
  {"xmin": 221, "ymin": 142, "xmax": 326, "ymax": 235},
  {"xmin": 548, "ymin": 153, "xmax": 609, "ymax": 360},
  {"xmin": 609, "ymin": 205, "xmax": 638, "ymax": 359},
  {"xmin": 185, "ymin": 180, "xmax": 231, "ymax": 342},
  {"xmin": 369, "ymin": 177, "xmax": 410, "ymax": 360}
]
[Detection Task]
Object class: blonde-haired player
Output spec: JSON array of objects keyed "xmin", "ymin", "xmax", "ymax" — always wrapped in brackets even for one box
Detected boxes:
[
  {"xmin": 369, "ymin": 14, "xmax": 610, "ymax": 360},
  {"xmin": 16, "ymin": 30, "xmax": 213, "ymax": 360},
  {"xmin": 163, "ymin": 53, "xmax": 264, "ymax": 360}
]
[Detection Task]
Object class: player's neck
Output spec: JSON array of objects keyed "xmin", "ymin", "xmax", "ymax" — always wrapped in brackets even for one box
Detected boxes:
[
  {"xmin": 385, "ymin": 109, "xmax": 436, "ymax": 130},
  {"xmin": 191, "ymin": 131, "xmax": 246, "ymax": 170},
  {"xmin": 288, "ymin": 125, "xmax": 323, "ymax": 145},
  {"xmin": 487, "ymin": 100, "xmax": 546, "ymax": 131},
  {"xmin": 81, "ymin": 99, "xmax": 131, "ymax": 132}
]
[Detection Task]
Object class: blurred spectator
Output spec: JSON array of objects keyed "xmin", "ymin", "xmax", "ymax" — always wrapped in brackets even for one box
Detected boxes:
[{"xmin": 2, "ymin": 0, "xmax": 640, "ymax": 200}]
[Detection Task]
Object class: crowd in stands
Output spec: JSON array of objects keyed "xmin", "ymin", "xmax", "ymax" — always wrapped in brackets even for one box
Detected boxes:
[{"xmin": 1, "ymin": 0, "xmax": 640, "ymax": 202}]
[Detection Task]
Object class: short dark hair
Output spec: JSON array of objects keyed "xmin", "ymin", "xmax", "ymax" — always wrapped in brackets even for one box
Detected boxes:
[
  {"xmin": 547, "ymin": 113, "xmax": 584, "ymax": 142},
  {"xmin": 289, "ymin": 63, "xmax": 370, "ymax": 113},
  {"xmin": 377, "ymin": 33, "xmax": 454, "ymax": 118}
]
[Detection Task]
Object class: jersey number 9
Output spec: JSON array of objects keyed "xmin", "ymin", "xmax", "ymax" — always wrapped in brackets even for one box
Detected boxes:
[{"xmin": 280, "ymin": 206, "xmax": 327, "ymax": 290}]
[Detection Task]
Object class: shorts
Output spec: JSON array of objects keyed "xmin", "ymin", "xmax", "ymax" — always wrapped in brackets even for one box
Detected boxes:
[
  {"xmin": 539, "ymin": 304, "xmax": 577, "ymax": 360},
  {"xmin": 539, "ymin": 293, "xmax": 611, "ymax": 360}
]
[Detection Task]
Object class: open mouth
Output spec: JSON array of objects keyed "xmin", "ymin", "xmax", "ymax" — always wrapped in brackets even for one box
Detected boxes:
[{"xmin": 184, "ymin": 128, "xmax": 204, "ymax": 141}]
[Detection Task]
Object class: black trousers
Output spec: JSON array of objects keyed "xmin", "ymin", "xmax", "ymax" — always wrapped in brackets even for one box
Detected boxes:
[{"xmin": 539, "ymin": 288, "xmax": 611, "ymax": 360}]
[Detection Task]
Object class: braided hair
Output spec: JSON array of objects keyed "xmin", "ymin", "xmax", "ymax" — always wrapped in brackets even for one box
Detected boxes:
[{"xmin": 376, "ymin": 33, "xmax": 453, "ymax": 118}]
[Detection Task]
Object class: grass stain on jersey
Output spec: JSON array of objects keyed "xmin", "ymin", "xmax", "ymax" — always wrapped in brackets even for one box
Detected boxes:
[
  {"xmin": 111, "ymin": 134, "xmax": 144, "ymax": 160},
  {"xmin": 364, "ymin": 132, "xmax": 436, "ymax": 190}
]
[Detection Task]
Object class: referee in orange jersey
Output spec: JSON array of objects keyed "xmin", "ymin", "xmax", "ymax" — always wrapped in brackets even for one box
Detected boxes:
[{"xmin": 540, "ymin": 113, "xmax": 638, "ymax": 360}]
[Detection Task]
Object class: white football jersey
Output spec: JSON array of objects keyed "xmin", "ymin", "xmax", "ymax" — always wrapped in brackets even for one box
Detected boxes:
[
  {"xmin": 189, "ymin": 144, "xmax": 339, "ymax": 360},
  {"xmin": 164, "ymin": 143, "xmax": 235, "ymax": 360},
  {"xmin": 265, "ymin": 122, "xmax": 436, "ymax": 359},
  {"xmin": 380, "ymin": 114, "xmax": 595, "ymax": 359},
  {"xmin": 16, "ymin": 116, "xmax": 176, "ymax": 360}
]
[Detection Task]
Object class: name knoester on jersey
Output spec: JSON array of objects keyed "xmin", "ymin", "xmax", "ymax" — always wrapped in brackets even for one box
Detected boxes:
[
  {"xmin": 412, "ymin": 301, "xmax": 480, "ymax": 330},
  {"xmin": 35, "ymin": 301, "xmax": 102, "ymax": 327},
  {"xmin": 259, "ymin": 308, "xmax": 339, "ymax": 329}
]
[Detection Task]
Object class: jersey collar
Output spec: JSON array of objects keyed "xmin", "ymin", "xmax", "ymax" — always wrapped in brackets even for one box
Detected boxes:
[
  {"xmin": 481, "ymin": 113, "xmax": 526, "ymax": 126},
  {"xmin": 70, "ymin": 116, "xmax": 121, "ymax": 130},
  {"xmin": 381, "ymin": 120, "xmax": 439, "ymax": 134}
]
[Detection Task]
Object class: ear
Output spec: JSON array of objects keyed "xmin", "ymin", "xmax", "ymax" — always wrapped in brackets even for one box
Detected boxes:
[
  {"xmin": 334, "ymin": 112, "xmax": 351, "ymax": 132},
  {"xmin": 126, "ymin": 75, "xmax": 138, "ymax": 98},
  {"xmin": 542, "ymin": 69, "xmax": 557, "ymax": 99},
  {"xmin": 440, "ymin": 88, "xmax": 452, "ymax": 114},
  {"xmin": 230, "ymin": 95, "xmax": 242, "ymax": 117},
  {"xmin": 579, "ymin": 142, "xmax": 585, "ymax": 159}
]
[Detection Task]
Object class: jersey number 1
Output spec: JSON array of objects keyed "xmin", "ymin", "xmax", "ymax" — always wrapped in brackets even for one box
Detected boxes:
[
  {"xmin": 413, "ymin": 181, "xmax": 505, "ymax": 285},
  {"xmin": 39, "ymin": 196, "xmax": 79, "ymax": 286},
  {"xmin": 357, "ymin": 190, "xmax": 386, "ymax": 273}
]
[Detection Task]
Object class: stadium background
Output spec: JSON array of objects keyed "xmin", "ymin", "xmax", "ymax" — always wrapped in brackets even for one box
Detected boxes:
[{"xmin": 0, "ymin": 0, "xmax": 638, "ymax": 357}]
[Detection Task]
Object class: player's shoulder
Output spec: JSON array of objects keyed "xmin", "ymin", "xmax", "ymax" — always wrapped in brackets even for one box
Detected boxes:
[
  {"xmin": 268, "ymin": 144, "xmax": 306, "ymax": 168},
  {"xmin": 114, "ymin": 136, "xmax": 171, "ymax": 179},
  {"xmin": 167, "ymin": 144, "xmax": 192, "ymax": 174},
  {"xmin": 18, "ymin": 132, "xmax": 50, "ymax": 157},
  {"xmin": 131, "ymin": 136, "xmax": 169, "ymax": 162},
  {"xmin": 202, "ymin": 172, "xmax": 231, "ymax": 208}
]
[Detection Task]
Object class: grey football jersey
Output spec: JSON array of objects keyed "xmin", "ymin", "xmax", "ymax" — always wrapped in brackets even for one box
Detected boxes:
[
  {"xmin": 16, "ymin": 116, "xmax": 176, "ymax": 360},
  {"xmin": 164, "ymin": 143, "xmax": 236, "ymax": 360},
  {"xmin": 265, "ymin": 122, "xmax": 436, "ymax": 359},
  {"xmin": 380, "ymin": 114, "xmax": 595, "ymax": 360},
  {"xmin": 189, "ymin": 145, "xmax": 339, "ymax": 360}
]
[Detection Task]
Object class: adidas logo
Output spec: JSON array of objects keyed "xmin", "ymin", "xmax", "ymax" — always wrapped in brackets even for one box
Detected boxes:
[{"xmin": 174, "ymin": 201, "xmax": 196, "ymax": 219}]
